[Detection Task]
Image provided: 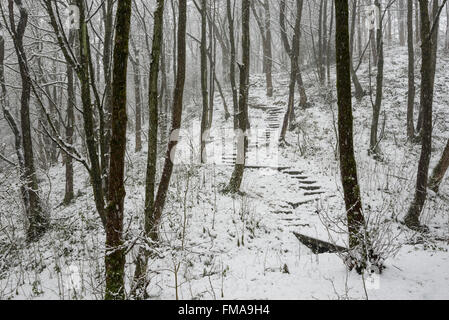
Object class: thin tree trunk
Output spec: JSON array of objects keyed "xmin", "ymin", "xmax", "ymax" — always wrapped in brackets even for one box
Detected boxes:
[
  {"xmin": 200, "ymin": 0, "xmax": 209, "ymax": 164},
  {"xmin": 227, "ymin": 0, "xmax": 250, "ymax": 194},
  {"xmin": 130, "ymin": 40, "xmax": 143, "ymax": 152},
  {"xmin": 150, "ymin": 0, "xmax": 187, "ymax": 242},
  {"xmin": 280, "ymin": 0, "xmax": 302, "ymax": 142},
  {"xmin": 227, "ymin": 0, "xmax": 239, "ymax": 130},
  {"xmin": 407, "ymin": 0, "xmax": 416, "ymax": 140},
  {"xmin": 131, "ymin": 0, "xmax": 165, "ymax": 299},
  {"xmin": 369, "ymin": 1, "xmax": 384, "ymax": 154},
  {"xmin": 350, "ymin": 0, "xmax": 365, "ymax": 100}
]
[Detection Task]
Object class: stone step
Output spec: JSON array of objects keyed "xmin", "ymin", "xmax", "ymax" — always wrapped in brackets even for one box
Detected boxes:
[
  {"xmin": 304, "ymin": 191, "xmax": 326, "ymax": 196},
  {"xmin": 291, "ymin": 175, "xmax": 309, "ymax": 180},
  {"xmin": 299, "ymin": 185, "xmax": 322, "ymax": 191},
  {"xmin": 297, "ymin": 180, "xmax": 318, "ymax": 185},
  {"xmin": 283, "ymin": 170, "xmax": 304, "ymax": 175}
]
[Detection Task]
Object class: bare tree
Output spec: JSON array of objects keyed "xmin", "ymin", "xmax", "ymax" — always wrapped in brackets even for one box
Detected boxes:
[{"xmin": 335, "ymin": 0, "xmax": 366, "ymax": 259}]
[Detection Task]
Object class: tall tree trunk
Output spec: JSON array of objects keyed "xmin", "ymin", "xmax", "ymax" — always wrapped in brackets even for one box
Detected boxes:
[
  {"xmin": 76, "ymin": 0, "xmax": 107, "ymax": 228},
  {"xmin": 335, "ymin": 0, "xmax": 366, "ymax": 255},
  {"xmin": 227, "ymin": 0, "xmax": 250, "ymax": 194},
  {"xmin": 0, "ymin": 29, "xmax": 32, "ymax": 235},
  {"xmin": 64, "ymin": 30, "xmax": 76, "ymax": 205},
  {"xmin": 350, "ymin": 0, "xmax": 365, "ymax": 100},
  {"xmin": 131, "ymin": 0, "xmax": 165, "ymax": 299},
  {"xmin": 104, "ymin": 0, "xmax": 133, "ymax": 300},
  {"xmin": 404, "ymin": 0, "xmax": 439, "ymax": 230},
  {"xmin": 130, "ymin": 40, "xmax": 143, "ymax": 152},
  {"xmin": 279, "ymin": 0, "xmax": 307, "ymax": 107},
  {"xmin": 280, "ymin": 0, "xmax": 302, "ymax": 142},
  {"xmin": 263, "ymin": 0, "xmax": 273, "ymax": 97},
  {"xmin": 150, "ymin": 0, "xmax": 187, "ymax": 242},
  {"xmin": 8, "ymin": 0, "xmax": 49, "ymax": 241},
  {"xmin": 407, "ymin": 0, "xmax": 416, "ymax": 140},
  {"xmin": 102, "ymin": 0, "xmax": 115, "ymax": 193},
  {"xmin": 227, "ymin": 0, "xmax": 239, "ymax": 130},
  {"xmin": 369, "ymin": 0, "xmax": 384, "ymax": 154},
  {"xmin": 200, "ymin": 0, "xmax": 209, "ymax": 164},
  {"xmin": 399, "ymin": 0, "xmax": 406, "ymax": 46}
]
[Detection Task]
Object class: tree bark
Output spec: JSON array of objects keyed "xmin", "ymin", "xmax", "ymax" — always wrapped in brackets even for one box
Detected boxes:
[
  {"xmin": 407, "ymin": 0, "xmax": 416, "ymax": 140},
  {"xmin": 227, "ymin": 0, "xmax": 250, "ymax": 194},
  {"xmin": 335, "ymin": 0, "xmax": 366, "ymax": 254},
  {"xmin": 200, "ymin": 0, "xmax": 209, "ymax": 164},
  {"xmin": 64, "ymin": 30, "xmax": 76, "ymax": 205},
  {"xmin": 369, "ymin": 1, "xmax": 384, "ymax": 154},
  {"xmin": 227, "ymin": 0, "xmax": 239, "ymax": 130},
  {"xmin": 150, "ymin": 0, "xmax": 187, "ymax": 242},
  {"xmin": 429, "ymin": 139, "xmax": 449, "ymax": 193},
  {"xmin": 104, "ymin": 0, "xmax": 133, "ymax": 300},
  {"xmin": 280, "ymin": 0, "xmax": 303, "ymax": 142},
  {"xmin": 404, "ymin": 0, "xmax": 439, "ymax": 230},
  {"xmin": 8, "ymin": 0, "xmax": 49, "ymax": 241}
]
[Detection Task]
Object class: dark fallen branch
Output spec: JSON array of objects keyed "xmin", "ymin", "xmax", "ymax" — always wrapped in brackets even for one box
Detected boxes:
[{"xmin": 293, "ymin": 231, "xmax": 347, "ymax": 254}]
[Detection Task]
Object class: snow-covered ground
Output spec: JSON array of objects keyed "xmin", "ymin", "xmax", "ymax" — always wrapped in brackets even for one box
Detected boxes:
[{"xmin": 0, "ymin": 46, "xmax": 448, "ymax": 300}]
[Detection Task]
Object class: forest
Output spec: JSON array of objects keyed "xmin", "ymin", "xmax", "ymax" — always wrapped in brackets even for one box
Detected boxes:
[{"xmin": 0, "ymin": 0, "xmax": 448, "ymax": 300}]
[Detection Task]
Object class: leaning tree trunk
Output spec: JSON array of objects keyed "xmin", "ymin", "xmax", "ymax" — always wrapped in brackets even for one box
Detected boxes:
[
  {"xmin": 0, "ymin": 29, "xmax": 32, "ymax": 232},
  {"xmin": 150, "ymin": 0, "xmax": 187, "ymax": 242},
  {"xmin": 8, "ymin": 0, "xmax": 49, "ymax": 241},
  {"xmin": 404, "ymin": 0, "xmax": 439, "ymax": 230},
  {"xmin": 334, "ymin": 0, "xmax": 366, "ymax": 260},
  {"xmin": 227, "ymin": 0, "xmax": 250, "ymax": 194},
  {"xmin": 104, "ymin": 0, "xmax": 133, "ymax": 300},
  {"xmin": 429, "ymin": 139, "xmax": 449, "ymax": 193}
]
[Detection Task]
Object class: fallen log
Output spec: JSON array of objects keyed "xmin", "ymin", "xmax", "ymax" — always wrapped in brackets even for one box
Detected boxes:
[{"xmin": 293, "ymin": 232, "xmax": 347, "ymax": 254}]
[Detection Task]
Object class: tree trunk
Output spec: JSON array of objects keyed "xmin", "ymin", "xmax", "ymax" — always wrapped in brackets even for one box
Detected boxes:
[
  {"xmin": 130, "ymin": 40, "xmax": 143, "ymax": 152},
  {"xmin": 200, "ymin": 0, "xmax": 209, "ymax": 164},
  {"xmin": 8, "ymin": 0, "xmax": 49, "ymax": 241},
  {"xmin": 399, "ymin": 0, "xmax": 406, "ymax": 46},
  {"xmin": 131, "ymin": 0, "xmax": 165, "ymax": 299},
  {"xmin": 227, "ymin": 0, "xmax": 239, "ymax": 130},
  {"xmin": 429, "ymin": 139, "xmax": 449, "ymax": 192},
  {"xmin": 404, "ymin": 0, "xmax": 439, "ymax": 230},
  {"xmin": 369, "ymin": 1, "xmax": 384, "ymax": 154},
  {"xmin": 350, "ymin": 0, "xmax": 365, "ymax": 100},
  {"xmin": 0, "ymin": 30, "xmax": 32, "ymax": 236},
  {"xmin": 227, "ymin": 0, "xmax": 250, "ymax": 194},
  {"xmin": 279, "ymin": 0, "xmax": 307, "ymax": 107},
  {"xmin": 280, "ymin": 0, "xmax": 302, "ymax": 142},
  {"xmin": 334, "ymin": 0, "xmax": 366, "ymax": 254},
  {"xmin": 150, "ymin": 0, "xmax": 187, "ymax": 242},
  {"xmin": 104, "ymin": 0, "xmax": 133, "ymax": 300},
  {"xmin": 407, "ymin": 0, "xmax": 416, "ymax": 140},
  {"xmin": 64, "ymin": 30, "xmax": 76, "ymax": 205}
]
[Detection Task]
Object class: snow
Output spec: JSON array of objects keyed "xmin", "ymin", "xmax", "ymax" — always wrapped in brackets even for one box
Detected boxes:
[{"xmin": 0, "ymin": 45, "xmax": 448, "ymax": 300}]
